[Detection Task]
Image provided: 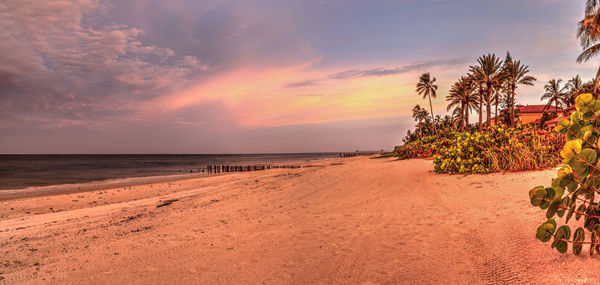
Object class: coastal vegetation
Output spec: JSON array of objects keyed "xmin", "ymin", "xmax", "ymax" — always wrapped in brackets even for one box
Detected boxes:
[
  {"xmin": 433, "ymin": 126, "xmax": 563, "ymax": 174},
  {"xmin": 396, "ymin": 0, "xmax": 600, "ymax": 174},
  {"xmin": 530, "ymin": 93, "xmax": 600, "ymax": 255},
  {"xmin": 395, "ymin": 51, "xmax": 569, "ymax": 174}
]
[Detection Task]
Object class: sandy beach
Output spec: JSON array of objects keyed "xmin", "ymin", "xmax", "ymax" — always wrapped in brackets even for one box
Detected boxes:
[{"xmin": 0, "ymin": 157, "xmax": 598, "ymax": 284}]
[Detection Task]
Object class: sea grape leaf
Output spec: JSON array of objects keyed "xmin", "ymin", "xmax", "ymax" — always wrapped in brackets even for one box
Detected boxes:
[
  {"xmin": 567, "ymin": 125, "xmax": 583, "ymax": 141},
  {"xmin": 582, "ymin": 125, "xmax": 595, "ymax": 142},
  {"xmin": 552, "ymin": 186, "xmax": 565, "ymax": 200},
  {"xmin": 557, "ymin": 165, "xmax": 573, "ymax": 178},
  {"xmin": 557, "ymin": 196, "xmax": 570, "ymax": 218},
  {"xmin": 591, "ymin": 225, "xmax": 600, "ymax": 256},
  {"xmin": 540, "ymin": 188, "xmax": 555, "ymax": 210},
  {"xmin": 546, "ymin": 198, "xmax": 561, "ymax": 218},
  {"xmin": 586, "ymin": 190, "xmax": 595, "ymax": 204},
  {"xmin": 571, "ymin": 111, "xmax": 584, "ymax": 125},
  {"xmin": 529, "ymin": 186, "xmax": 545, "ymax": 200},
  {"xmin": 575, "ymin": 93, "xmax": 594, "ymax": 112},
  {"xmin": 555, "ymin": 119, "xmax": 571, "ymax": 133},
  {"xmin": 566, "ymin": 200, "xmax": 577, "ymax": 223},
  {"xmin": 536, "ymin": 219, "xmax": 557, "ymax": 242},
  {"xmin": 552, "ymin": 225, "xmax": 571, "ymax": 253},
  {"xmin": 570, "ymin": 149, "xmax": 597, "ymax": 177},
  {"xmin": 530, "ymin": 188, "xmax": 547, "ymax": 207},
  {"xmin": 576, "ymin": 204, "xmax": 587, "ymax": 221},
  {"xmin": 573, "ymin": 227, "xmax": 585, "ymax": 255},
  {"xmin": 561, "ymin": 139, "xmax": 582, "ymax": 160},
  {"xmin": 584, "ymin": 204, "xmax": 600, "ymax": 231},
  {"xmin": 567, "ymin": 180, "xmax": 579, "ymax": 193}
]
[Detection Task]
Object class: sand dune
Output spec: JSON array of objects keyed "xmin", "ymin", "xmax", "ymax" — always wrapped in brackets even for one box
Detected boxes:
[{"xmin": 0, "ymin": 157, "xmax": 597, "ymax": 284}]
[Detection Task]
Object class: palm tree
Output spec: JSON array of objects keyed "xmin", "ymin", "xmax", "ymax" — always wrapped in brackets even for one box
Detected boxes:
[
  {"xmin": 582, "ymin": 78, "xmax": 596, "ymax": 94},
  {"xmin": 447, "ymin": 80, "xmax": 465, "ymax": 131},
  {"xmin": 416, "ymin": 73, "xmax": 438, "ymax": 135},
  {"xmin": 470, "ymin": 54, "xmax": 503, "ymax": 131},
  {"xmin": 411, "ymin": 105, "xmax": 429, "ymax": 138},
  {"xmin": 447, "ymin": 76, "xmax": 477, "ymax": 131},
  {"xmin": 541, "ymin": 79, "xmax": 567, "ymax": 113},
  {"xmin": 501, "ymin": 52, "xmax": 536, "ymax": 126},
  {"xmin": 577, "ymin": 1, "xmax": 600, "ymax": 96},
  {"xmin": 564, "ymin": 75, "xmax": 584, "ymax": 108}
]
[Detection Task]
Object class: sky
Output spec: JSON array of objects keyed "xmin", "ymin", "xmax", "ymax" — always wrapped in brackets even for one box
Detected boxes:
[{"xmin": 0, "ymin": 0, "xmax": 598, "ymax": 154}]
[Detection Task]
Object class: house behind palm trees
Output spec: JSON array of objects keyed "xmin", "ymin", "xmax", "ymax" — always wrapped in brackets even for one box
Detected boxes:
[{"xmin": 515, "ymin": 105, "xmax": 565, "ymax": 125}]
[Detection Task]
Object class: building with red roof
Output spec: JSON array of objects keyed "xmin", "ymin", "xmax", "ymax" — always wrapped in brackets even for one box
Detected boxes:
[{"xmin": 515, "ymin": 104, "xmax": 564, "ymax": 125}]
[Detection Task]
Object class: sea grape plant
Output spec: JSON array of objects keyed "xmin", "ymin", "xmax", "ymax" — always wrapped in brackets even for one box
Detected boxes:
[
  {"xmin": 530, "ymin": 93, "xmax": 600, "ymax": 255},
  {"xmin": 433, "ymin": 126, "xmax": 563, "ymax": 174}
]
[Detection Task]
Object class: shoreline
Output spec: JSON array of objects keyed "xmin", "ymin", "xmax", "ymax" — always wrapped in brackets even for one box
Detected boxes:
[{"xmin": 0, "ymin": 157, "xmax": 340, "ymax": 201}]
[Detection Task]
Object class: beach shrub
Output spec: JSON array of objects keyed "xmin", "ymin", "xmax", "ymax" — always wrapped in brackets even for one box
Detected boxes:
[
  {"xmin": 433, "ymin": 126, "xmax": 563, "ymax": 174},
  {"xmin": 530, "ymin": 93, "xmax": 600, "ymax": 255},
  {"xmin": 394, "ymin": 135, "xmax": 451, "ymax": 160}
]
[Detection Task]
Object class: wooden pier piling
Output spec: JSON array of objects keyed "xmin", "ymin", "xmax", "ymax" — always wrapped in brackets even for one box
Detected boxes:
[{"xmin": 203, "ymin": 163, "xmax": 302, "ymax": 174}]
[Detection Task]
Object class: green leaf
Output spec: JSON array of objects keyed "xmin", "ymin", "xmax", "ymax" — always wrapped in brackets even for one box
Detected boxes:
[
  {"xmin": 573, "ymin": 227, "xmax": 585, "ymax": 255},
  {"xmin": 566, "ymin": 200, "xmax": 577, "ymax": 223},
  {"xmin": 536, "ymin": 219, "xmax": 557, "ymax": 242},
  {"xmin": 570, "ymin": 149, "xmax": 597, "ymax": 177},
  {"xmin": 557, "ymin": 165, "xmax": 573, "ymax": 178},
  {"xmin": 567, "ymin": 124, "xmax": 583, "ymax": 141},
  {"xmin": 561, "ymin": 139, "xmax": 582, "ymax": 160},
  {"xmin": 571, "ymin": 111, "xmax": 584, "ymax": 125},
  {"xmin": 529, "ymin": 186, "xmax": 545, "ymax": 200},
  {"xmin": 540, "ymin": 188, "xmax": 555, "ymax": 210},
  {"xmin": 567, "ymin": 180, "xmax": 579, "ymax": 193},
  {"xmin": 559, "ymin": 118, "xmax": 571, "ymax": 128},
  {"xmin": 587, "ymin": 190, "xmax": 596, "ymax": 204},
  {"xmin": 552, "ymin": 225, "xmax": 571, "ymax": 253},
  {"xmin": 584, "ymin": 204, "xmax": 600, "ymax": 231},
  {"xmin": 575, "ymin": 93, "xmax": 595, "ymax": 112},
  {"xmin": 546, "ymin": 198, "xmax": 561, "ymax": 219},
  {"xmin": 582, "ymin": 125, "xmax": 595, "ymax": 142},
  {"xmin": 530, "ymin": 188, "xmax": 547, "ymax": 207},
  {"xmin": 591, "ymin": 225, "xmax": 600, "ymax": 256},
  {"xmin": 557, "ymin": 196, "xmax": 570, "ymax": 218},
  {"xmin": 576, "ymin": 204, "xmax": 587, "ymax": 221}
]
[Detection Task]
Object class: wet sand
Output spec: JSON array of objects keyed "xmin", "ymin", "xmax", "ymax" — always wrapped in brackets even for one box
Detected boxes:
[{"xmin": 0, "ymin": 157, "xmax": 597, "ymax": 284}]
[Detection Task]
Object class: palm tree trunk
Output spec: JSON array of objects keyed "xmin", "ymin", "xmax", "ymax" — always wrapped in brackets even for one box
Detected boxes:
[
  {"xmin": 465, "ymin": 105, "xmax": 469, "ymax": 130},
  {"xmin": 428, "ymin": 95, "xmax": 437, "ymax": 135},
  {"xmin": 478, "ymin": 92, "xmax": 483, "ymax": 132},
  {"xmin": 594, "ymin": 65, "xmax": 600, "ymax": 98},
  {"xmin": 486, "ymin": 93, "xmax": 492, "ymax": 129},
  {"xmin": 510, "ymin": 85, "xmax": 516, "ymax": 127},
  {"xmin": 460, "ymin": 104, "xmax": 464, "ymax": 132},
  {"xmin": 494, "ymin": 92, "xmax": 499, "ymax": 126}
]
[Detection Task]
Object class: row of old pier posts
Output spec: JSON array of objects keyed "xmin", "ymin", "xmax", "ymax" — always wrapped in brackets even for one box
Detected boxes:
[
  {"xmin": 205, "ymin": 164, "xmax": 302, "ymax": 174},
  {"xmin": 339, "ymin": 151, "xmax": 383, "ymax": 158}
]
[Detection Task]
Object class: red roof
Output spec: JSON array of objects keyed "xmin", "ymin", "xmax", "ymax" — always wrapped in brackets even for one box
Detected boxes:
[{"xmin": 516, "ymin": 105, "xmax": 563, "ymax": 113}]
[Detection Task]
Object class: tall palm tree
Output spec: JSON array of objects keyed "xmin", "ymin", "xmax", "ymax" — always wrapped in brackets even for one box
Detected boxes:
[
  {"xmin": 541, "ymin": 79, "xmax": 567, "ymax": 113},
  {"xmin": 501, "ymin": 52, "xmax": 536, "ymax": 126},
  {"xmin": 577, "ymin": 0, "xmax": 600, "ymax": 96},
  {"xmin": 411, "ymin": 105, "xmax": 429, "ymax": 138},
  {"xmin": 470, "ymin": 54, "xmax": 503, "ymax": 131},
  {"xmin": 564, "ymin": 75, "xmax": 584, "ymax": 108},
  {"xmin": 447, "ymin": 76, "xmax": 477, "ymax": 132},
  {"xmin": 447, "ymin": 80, "xmax": 465, "ymax": 131},
  {"xmin": 416, "ymin": 73, "xmax": 438, "ymax": 135}
]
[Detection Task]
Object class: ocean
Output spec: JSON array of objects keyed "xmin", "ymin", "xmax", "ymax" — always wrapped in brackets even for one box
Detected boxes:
[{"xmin": 0, "ymin": 153, "xmax": 340, "ymax": 191}]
